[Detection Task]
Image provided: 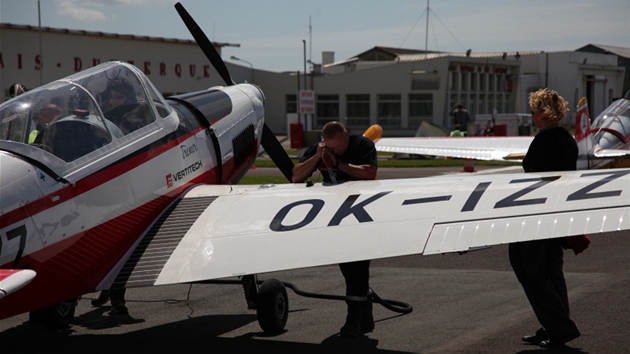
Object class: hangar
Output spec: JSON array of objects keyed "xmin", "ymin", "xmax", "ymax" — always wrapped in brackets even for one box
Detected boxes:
[{"xmin": 1, "ymin": 23, "xmax": 626, "ymax": 137}]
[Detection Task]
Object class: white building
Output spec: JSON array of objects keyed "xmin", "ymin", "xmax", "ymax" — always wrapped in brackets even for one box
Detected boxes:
[{"xmin": 1, "ymin": 23, "xmax": 626, "ymax": 138}]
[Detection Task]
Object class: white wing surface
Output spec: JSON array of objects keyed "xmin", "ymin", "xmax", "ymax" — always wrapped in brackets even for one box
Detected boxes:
[
  {"xmin": 375, "ymin": 136, "xmax": 533, "ymax": 161},
  {"xmin": 593, "ymin": 149, "xmax": 630, "ymax": 158},
  {"xmin": 151, "ymin": 168, "xmax": 630, "ymax": 286}
]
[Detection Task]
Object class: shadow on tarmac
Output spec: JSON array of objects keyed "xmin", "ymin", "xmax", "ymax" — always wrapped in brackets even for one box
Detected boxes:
[{"xmin": 0, "ymin": 314, "xmax": 416, "ymax": 354}]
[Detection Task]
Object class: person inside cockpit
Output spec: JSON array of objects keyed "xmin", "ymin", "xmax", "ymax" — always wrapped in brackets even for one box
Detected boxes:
[
  {"xmin": 102, "ymin": 78, "xmax": 135, "ymax": 116},
  {"xmin": 28, "ymin": 103, "xmax": 62, "ymax": 144},
  {"xmin": 101, "ymin": 77, "xmax": 152, "ymax": 134}
]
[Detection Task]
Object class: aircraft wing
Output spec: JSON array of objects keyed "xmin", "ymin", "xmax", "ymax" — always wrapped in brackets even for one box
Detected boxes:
[
  {"xmin": 114, "ymin": 168, "xmax": 630, "ymax": 288},
  {"xmin": 594, "ymin": 149, "xmax": 630, "ymax": 159},
  {"xmin": 375, "ymin": 136, "xmax": 533, "ymax": 161}
]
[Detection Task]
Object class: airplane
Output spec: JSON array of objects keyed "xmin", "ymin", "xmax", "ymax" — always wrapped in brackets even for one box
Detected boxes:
[
  {"xmin": 374, "ymin": 96, "xmax": 630, "ymax": 170},
  {"xmin": 1, "ymin": 2, "xmax": 629, "ymax": 334}
]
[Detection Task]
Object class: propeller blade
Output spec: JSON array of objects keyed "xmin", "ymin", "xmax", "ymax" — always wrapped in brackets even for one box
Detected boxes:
[
  {"xmin": 174, "ymin": 2, "xmax": 234, "ymax": 86},
  {"xmin": 174, "ymin": 3, "xmax": 293, "ymax": 182},
  {"xmin": 261, "ymin": 124, "xmax": 294, "ymax": 183}
]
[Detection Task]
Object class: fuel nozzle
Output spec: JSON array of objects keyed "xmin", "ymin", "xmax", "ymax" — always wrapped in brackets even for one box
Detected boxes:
[{"xmin": 321, "ymin": 152, "xmax": 338, "ymax": 184}]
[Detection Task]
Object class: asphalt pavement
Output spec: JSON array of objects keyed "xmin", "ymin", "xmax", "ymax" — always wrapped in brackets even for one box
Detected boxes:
[{"xmin": 1, "ymin": 165, "xmax": 629, "ymax": 354}]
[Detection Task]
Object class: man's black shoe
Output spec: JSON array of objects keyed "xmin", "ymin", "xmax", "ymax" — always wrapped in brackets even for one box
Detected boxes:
[
  {"xmin": 539, "ymin": 339, "xmax": 566, "ymax": 349},
  {"xmin": 522, "ymin": 328, "xmax": 547, "ymax": 344},
  {"xmin": 539, "ymin": 332, "xmax": 580, "ymax": 349},
  {"xmin": 91, "ymin": 291, "xmax": 109, "ymax": 307}
]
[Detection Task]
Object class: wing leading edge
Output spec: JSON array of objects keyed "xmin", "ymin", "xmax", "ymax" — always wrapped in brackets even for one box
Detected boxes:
[
  {"xmin": 375, "ymin": 136, "xmax": 533, "ymax": 161},
  {"xmin": 149, "ymin": 169, "xmax": 630, "ymax": 286}
]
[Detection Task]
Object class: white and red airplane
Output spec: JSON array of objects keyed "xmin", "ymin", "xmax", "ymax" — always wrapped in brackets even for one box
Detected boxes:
[
  {"xmin": 375, "ymin": 96, "xmax": 630, "ymax": 170},
  {"xmin": 1, "ymin": 3, "xmax": 629, "ymax": 333}
]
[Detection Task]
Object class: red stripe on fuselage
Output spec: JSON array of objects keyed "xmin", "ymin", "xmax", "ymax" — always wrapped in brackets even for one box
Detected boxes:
[
  {"xmin": 0, "ymin": 125, "xmax": 260, "ymax": 320},
  {"xmin": 0, "ymin": 167, "xmax": 215, "ymax": 320},
  {"xmin": 0, "ymin": 128, "xmax": 206, "ymax": 230}
]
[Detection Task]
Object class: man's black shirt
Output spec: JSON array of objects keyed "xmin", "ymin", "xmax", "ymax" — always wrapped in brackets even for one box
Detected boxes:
[{"xmin": 299, "ymin": 133, "xmax": 377, "ymax": 182}]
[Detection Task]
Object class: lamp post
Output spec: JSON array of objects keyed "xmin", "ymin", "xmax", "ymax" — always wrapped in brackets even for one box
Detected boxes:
[{"xmin": 230, "ymin": 55, "xmax": 254, "ymax": 83}]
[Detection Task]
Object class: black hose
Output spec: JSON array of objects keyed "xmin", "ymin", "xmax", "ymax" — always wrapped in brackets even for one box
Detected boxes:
[
  {"xmin": 199, "ymin": 279, "xmax": 413, "ymax": 314},
  {"xmin": 282, "ymin": 281, "xmax": 412, "ymax": 314}
]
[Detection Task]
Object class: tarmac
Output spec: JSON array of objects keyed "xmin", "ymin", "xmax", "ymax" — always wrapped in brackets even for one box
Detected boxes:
[
  {"xmin": 1, "ymin": 227, "xmax": 628, "ymax": 353},
  {"xmin": 1, "ymin": 149, "xmax": 629, "ymax": 353}
]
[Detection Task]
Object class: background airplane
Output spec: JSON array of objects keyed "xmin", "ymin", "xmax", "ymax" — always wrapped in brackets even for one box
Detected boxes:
[
  {"xmin": 1, "ymin": 2, "xmax": 629, "ymax": 334},
  {"xmin": 374, "ymin": 96, "xmax": 630, "ymax": 170}
]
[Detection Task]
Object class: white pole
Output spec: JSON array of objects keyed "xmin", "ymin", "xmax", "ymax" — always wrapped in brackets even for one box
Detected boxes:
[
  {"xmin": 424, "ymin": 0, "xmax": 429, "ymax": 58},
  {"xmin": 38, "ymin": 0, "xmax": 43, "ymax": 85}
]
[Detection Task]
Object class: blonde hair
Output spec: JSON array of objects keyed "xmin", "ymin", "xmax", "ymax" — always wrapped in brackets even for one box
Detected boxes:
[{"xmin": 528, "ymin": 88, "xmax": 568, "ymax": 124}]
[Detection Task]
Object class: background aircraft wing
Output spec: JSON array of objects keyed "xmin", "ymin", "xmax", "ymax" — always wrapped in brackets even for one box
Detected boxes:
[
  {"xmin": 375, "ymin": 136, "xmax": 533, "ymax": 161},
  {"xmin": 113, "ymin": 169, "xmax": 630, "ymax": 288},
  {"xmin": 593, "ymin": 149, "xmax": 630, "ymax": 159}
]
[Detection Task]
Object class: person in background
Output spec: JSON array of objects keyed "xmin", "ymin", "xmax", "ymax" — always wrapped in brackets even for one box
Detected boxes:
[
  {"xmin": 292, "ymin": 121, "xmax": 378, "ymax": 337},
  {"xmin": 449, "ymin": 124, "xmax": 465, "ymax": 137},
  {"xmin": 450, "ymin": 103, "xmax": 471, "ymax": 131},
  {"xmin": 512, "ymin": 88, "xmax": 580, "ymax": 349},
  {"xmin": 28, "ymin": 103, "xmax": 62, "ymax": 144},
  {"xmin": 91, "ymin": 287, "xmax": 128, "ymax": 315}
]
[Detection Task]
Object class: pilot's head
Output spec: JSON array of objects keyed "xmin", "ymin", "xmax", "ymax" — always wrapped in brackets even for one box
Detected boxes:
[
  {"xmin": 38, "ymin": 104, "xmax": 62, "ymax": 128},
  {"xmin": 529, "ymin": 88, "xmax": 568, "ymax": 130},
  {"xmin": 106, "ymin": 78, "xmax": 135, "ymax": 108},
  {"xmin": 322, "ymin": 121, "xmax": 350, "ymax": 156}
]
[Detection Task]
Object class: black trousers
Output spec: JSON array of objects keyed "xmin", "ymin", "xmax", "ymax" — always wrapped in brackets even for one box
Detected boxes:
[
  {"xmin": 509, "ymin": 239, "xmax": 579, "ymax": 339},
  {"xmin": 339, "ymin": 260, "xmax": 370, "ymax": 300}
]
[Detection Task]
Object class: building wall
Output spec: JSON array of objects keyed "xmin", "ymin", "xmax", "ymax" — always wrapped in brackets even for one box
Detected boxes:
[
  {"xmin": 518, "ymin": 51, "xmax": 624, "ymax": 123},
  {"xmin": 0, "ymin": 26, "xmax": 232, "ymax": 98},
  {"xmin": 1, "ymin": 25, "xmax": 626, "ymax": 137},
  {"xmin": 308, "ymin": 57, "xmax": 521, "ymax": 135}
]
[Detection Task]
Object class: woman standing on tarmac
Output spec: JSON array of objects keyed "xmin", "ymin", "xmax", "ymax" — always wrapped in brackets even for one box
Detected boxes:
[{"xmin": 510, "ymin": 88, "xmax": 581, "ymax": 349}]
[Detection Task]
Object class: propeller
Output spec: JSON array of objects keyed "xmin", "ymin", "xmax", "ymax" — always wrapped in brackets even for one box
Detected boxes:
[
  {"xmin": 174, "ymin": 3, "xmax": 233, "ymax": 86},
  {"xmin": 174, "ymin": 2, "xmax": 294, "ymax": 182}
]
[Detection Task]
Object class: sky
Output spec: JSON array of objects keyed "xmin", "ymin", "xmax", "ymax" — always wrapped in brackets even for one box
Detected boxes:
[{"xmin": 1, "ymin": 0, "xmax": 629, "ymax": 73}]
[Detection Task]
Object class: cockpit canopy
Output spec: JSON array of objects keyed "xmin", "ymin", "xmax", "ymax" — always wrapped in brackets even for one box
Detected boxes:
[
  {"xmin": 0, "ymin": 62, "xmax": 172, "ymax": 162},
  {"xmin": 591, "ymin": 98, "xmax": 630, "ymax": 149}
]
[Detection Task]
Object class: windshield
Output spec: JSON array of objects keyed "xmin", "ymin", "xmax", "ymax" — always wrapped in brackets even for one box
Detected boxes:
[{"xmin": 0, "ymin": 62, "xmax": 167, "ymax": 162}]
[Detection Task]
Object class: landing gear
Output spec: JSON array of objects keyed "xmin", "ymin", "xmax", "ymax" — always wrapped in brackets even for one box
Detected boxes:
[
  {"xmin": 29, "ymin": 298, "xmax": 77, "ymax": 328},
  {"xmin": 256, "ymin": 279, "xmax": 288, "ymax": 333}
]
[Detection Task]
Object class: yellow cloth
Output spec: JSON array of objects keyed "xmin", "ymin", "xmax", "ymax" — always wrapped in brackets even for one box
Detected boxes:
[{"xmin": 28, "ymin": 129, "xmax": 39, "ymax": 144}]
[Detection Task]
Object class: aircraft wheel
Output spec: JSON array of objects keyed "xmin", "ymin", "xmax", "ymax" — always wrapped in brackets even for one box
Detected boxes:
[
  {"xmin": 256, "ymin": 279, "xmax": 288, "ymax": 333},
  {"xmin": 29, "ymin": 298, "xmax": 77, "ymax": 328}
]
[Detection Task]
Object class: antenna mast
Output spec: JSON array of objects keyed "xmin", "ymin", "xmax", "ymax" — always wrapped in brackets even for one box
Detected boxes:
[{"xmin": 424, "ymin": 0, "xmax": 429, "ymax": 58}]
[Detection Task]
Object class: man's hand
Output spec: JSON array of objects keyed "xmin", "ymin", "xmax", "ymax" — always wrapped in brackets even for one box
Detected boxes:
[{"xmin": 321, "ymin": 148, "xmax": 337, "ymax": 169}]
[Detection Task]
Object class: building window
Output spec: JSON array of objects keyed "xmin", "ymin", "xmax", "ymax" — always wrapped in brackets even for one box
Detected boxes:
[
  {"xmin": 377, "ymin": 94, "xmax": 401, "ymax": 127},
  {"xmin": 408, "ymin": 93, "xmax": 433, "ymax": 127},
  {"xmin": 316, "ymin": 94, "xmax": 339, "ymax": 127},
  {"xmin": 450, "ymin": 72, "xmax": 460, "ymax": 91},
  {"xmin": 462, "ymin": 72, "xmax": 469, "ymax": 92},
  {"xmin": 471, "ymin": 73, "xmax": 478, "ymax": 91},
  {"xmin": 286, "ymin": 94, "xmax": 297, "ymax": 114},
  {"xmin": 411, "ymin": 77, "xmax": 440, "ymax": 90},
  {"xmin": 346, "ymin": 94, "xmax": 370, "ymax": 128}
]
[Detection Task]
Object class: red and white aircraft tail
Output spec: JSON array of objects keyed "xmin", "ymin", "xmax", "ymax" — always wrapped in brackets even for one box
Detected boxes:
[{"xmin": 575, "ymin": 97, "xmax": 593, "ymax": 170}]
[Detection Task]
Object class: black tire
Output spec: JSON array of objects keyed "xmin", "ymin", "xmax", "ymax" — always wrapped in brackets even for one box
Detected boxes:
[
  {"xmin": 256, "ymin": 279, "xmax": 288, "ymax": 333},
  {"xmin": 29, "ymin": 298, "xmax": 76, "ymax": 328}
]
